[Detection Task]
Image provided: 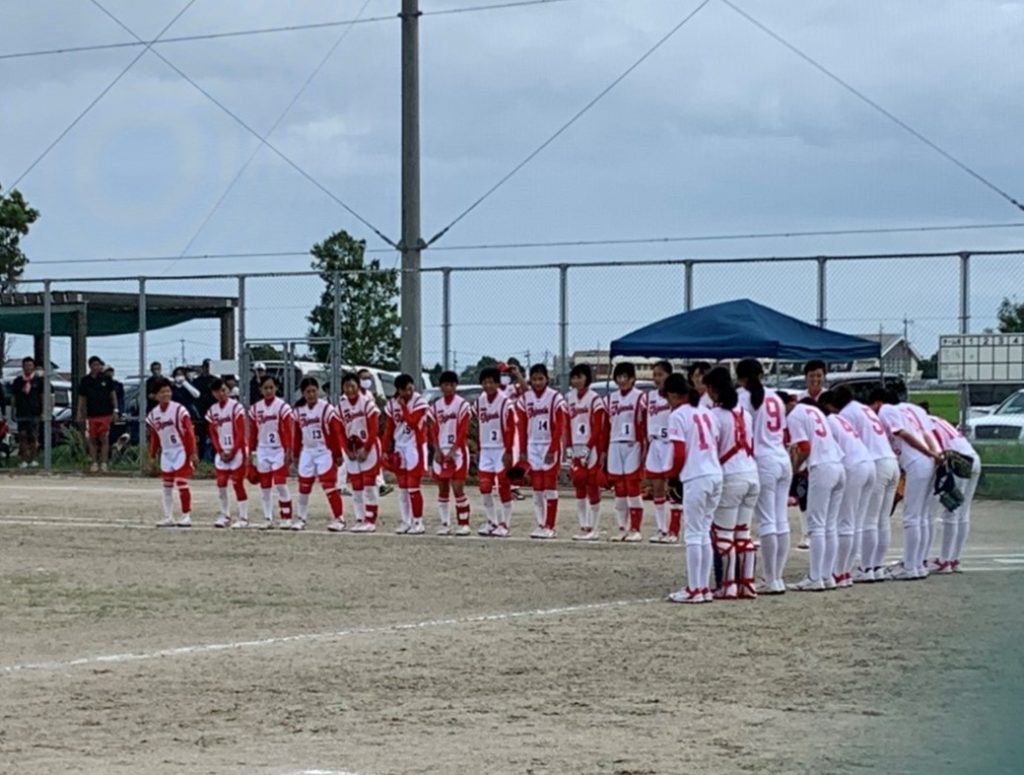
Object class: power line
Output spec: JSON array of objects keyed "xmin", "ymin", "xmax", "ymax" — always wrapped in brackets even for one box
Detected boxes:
[
  {"xmin": 8, "ymin": 1, "xmax": 197, "ymax": 190},
  {"xmin": 0, "ymin": 0, "xmax": 577, "ymax": 62},
  {"xmin": 719, "ymin": 0, "xmax": 1024, "ymax": 214},
  {"xmin": 426, "ymin": 0, "xmax": 713, "ymax": 247},
  {"xmin": 169, "ymin": 0, "xmax": 375, "ymax": 273},
  {"xmin": 27, "ymin": 221, "xmax": 1024, "ymax": 266},
  {"xmin": 87, "ymin": 0, "xmax": 396, "ymax": 248}
]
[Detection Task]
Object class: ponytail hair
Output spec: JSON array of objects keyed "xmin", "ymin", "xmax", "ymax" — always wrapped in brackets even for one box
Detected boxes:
[
  {"xmin": 704, "ymin": 366, "xmax": 738, "ymax": 410},
  {"xmin": 736, "ymin": 358, "xmax": 766, "ymax": 410}
]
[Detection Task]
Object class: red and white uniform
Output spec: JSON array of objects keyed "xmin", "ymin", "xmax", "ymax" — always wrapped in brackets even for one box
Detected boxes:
[
  {"xmin": 206, "ymin": 398, "xmax": 247, "ymax": 472},
  {"xmin": 517, "ymin": 387, "xmax": 567, "ymax": 473},
  {"xmin": 606, "ymin": 388, "xmax": 647, "ymax": 477},
  {"xmin": 787, "ymin": 404, "xmax": 844, "ymax": 468},
  {"xmin": 645, "ymin": 390, "xmax": 674, "ymax": 476},
  {"xmin": 840, "ymin": 401, "xmax": 896, "ymax": 463},
  {"xmin": 384, "ymin": 393, "xmax": 429, "ymax": 474},
  {"xmin": 476, "ymin": 390, "xmax": 516, "ymax": 473},
  {"xmin": 147, "ymin": 401, "xmax": 196, "ymax": 476},
  {"xmin": 931, "ymin": 415, "xmax": 976, "ymax": 458},
  {"xmin": 430, "ymin": 394, "xmax": 472, "ymax": 479},
  {"xmin": 668, "ymin": 404, "xmax": 723, "ymax": 550},
  {"xmin": 827, "ymin": 412, "xmax": 877, "ymax": 559},
  {"xmin": 877, "ymin": 403, "xmax": 932, "ymax": 469},
  {"xmin": 711, "ymin": 405, "xmax": 759, "ymax": 597},
  {"xmin": 565, "ymin": 387, "xmax": 607, "ymax": 470},
  {"xmin": 338, "ymin": 392, "xmax": 381, "ymax": 476},
  {"xmin": 249, "ymin": 396, "xmax": 294, "ymax": 475},
  {"xmin": 738, "ymin": 386, "xmax": 792, "ymax": 539},
  {"xmin": 293, "ymin": 399, "xmax": 344, "ymax": 478}
]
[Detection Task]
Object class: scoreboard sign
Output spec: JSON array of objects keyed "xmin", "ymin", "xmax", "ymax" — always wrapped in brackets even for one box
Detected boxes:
[{"xmin": 939, "ymin": 333, "xmax": 1024, "ymax": 383}]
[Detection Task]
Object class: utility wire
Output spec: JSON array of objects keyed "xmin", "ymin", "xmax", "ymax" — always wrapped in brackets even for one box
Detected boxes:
[
  {"xmin": 169, "ymin": 0, "xmax": 374, "ymax": 272},
  {"xmin": 9, "ymin": 1, "xmax": 196, "ymax": 189},
  {"xmin": 87, "ymin": 0, "xmax": 396, "ymax": 248},
  {"xmin": 426, "ymin": 0, "xmax": 713, "ymax": 246},
  {"xmin": 0, "ymin": 0, "xmax": 577, "ymax": 62},
  {"xmin": 29, "ymin": 220, "xmax": 1024, "ymax": 266},
  {"xmin": 719, "ymin": 0, "xmax": 1024, "ymax": 214}
]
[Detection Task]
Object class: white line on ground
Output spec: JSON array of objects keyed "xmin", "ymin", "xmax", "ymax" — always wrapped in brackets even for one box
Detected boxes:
[
  {"xmin": 0, "ymin": 597, "xmax": 657, "ymax": 675},
  {"xmin": 992, "ymin": 558, "xmax": 1024, "ymax": 564},
  {"xmin": 282, "ymin": 770, "xmax": 371, "ymax": 775}
]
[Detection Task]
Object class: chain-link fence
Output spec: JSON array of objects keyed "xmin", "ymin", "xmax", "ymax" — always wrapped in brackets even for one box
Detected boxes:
[{"xmin": 2, "ymin": 248, "xmax": 1022, "ymax": 486}]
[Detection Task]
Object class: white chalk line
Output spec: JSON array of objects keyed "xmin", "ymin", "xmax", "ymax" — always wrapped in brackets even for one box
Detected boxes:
[{"xmin": 0, "ymin": 597, "xmax": 657, "ymax": 675}]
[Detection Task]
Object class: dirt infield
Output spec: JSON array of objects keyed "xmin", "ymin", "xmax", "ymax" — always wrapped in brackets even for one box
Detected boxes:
[{"xmin": 1, "ymin": 475, "xmax": 1022, "ymax": 774}]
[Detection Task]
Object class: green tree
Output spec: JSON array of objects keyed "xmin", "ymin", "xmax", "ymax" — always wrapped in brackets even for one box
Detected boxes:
[
  {"xmin": 307, "ymin": 231, "xmax": 401, "ymax": 368},
  {"xmin": 920, "ymin": 352, "xmax": 938, "ymax": 380},
  {"xmin": 997, "ymin": 297, "xmax": 1024, "ymax": 333},
  {"xmin": 0, "ymin": 184, "xmax": 39, "ymax": 292},
  {"xmin": 248, "ymin": 343, "xmax": 285, "ymax": 361},
  {"xmin": 459, "ymin": 355, "xmax": 499, "ymax": 385},
  {"xmin": 427, "ymin": 362, "xmax": 444, "ymax": 387}
]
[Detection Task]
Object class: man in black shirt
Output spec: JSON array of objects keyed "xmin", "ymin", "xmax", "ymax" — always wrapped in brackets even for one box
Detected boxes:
[
  {"xmin": 11, "ymin": 356, "xmax": 44, "ymax": 468},
  {"xmin": 145, "ymin": 361, "xmax": 163, "ymax": 413},
  {"xmin": 76, "ymin": 356, "xmax": 118, "ymax": 473},
  {"xmin": 191, "ymin": 359, "xmax": 219, "ymax": 461}
]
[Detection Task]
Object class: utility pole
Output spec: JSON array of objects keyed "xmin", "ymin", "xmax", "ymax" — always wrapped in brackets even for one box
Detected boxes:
[{"xmin": 400, "ymin": 0, "xmax": 423, "ymax": 383}]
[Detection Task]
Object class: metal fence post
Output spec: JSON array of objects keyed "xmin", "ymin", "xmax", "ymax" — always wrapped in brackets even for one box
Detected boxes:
[
  {"xmin": 42, "ymin": 280, "xmax": 53, "ymax": 472},
  {"xmin": 684, "ymin": 261, "xmax": 694, "ymax": 311},
  {"xmin": 442, "ymin": 268, "xmax": 452, "ymax": 372},
  {"xmin": 138, "ymin": 278, "xmax": 147, "ymax": 472},
  {"xmin": 331, "ymin": 269, "xmax": 342, "ymax": 404},
  {"xmin": 559, "ymin": 265, "xmax": 569, "ymax": 389},
  {"xmin": 959, "ymin": 252, "xmax": 971, "ymax": 428},
  {"xmin": 816, "ymin": 257, "xmax": 827, "ymax": 327},
  {"xmin": 238, "ymin": 276, "xmax": 248, "ymax": 408}
]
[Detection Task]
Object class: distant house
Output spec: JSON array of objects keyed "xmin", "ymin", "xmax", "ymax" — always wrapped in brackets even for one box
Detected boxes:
[{"xmin": 851, "ymin": 334, "xmax": 922, "ymax": 378}]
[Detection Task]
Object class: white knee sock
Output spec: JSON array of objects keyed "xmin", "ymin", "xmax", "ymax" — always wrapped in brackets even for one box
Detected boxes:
[
  {"xmin": 776, "ymin": 532, "xmax": 791, "ymax": 579},
  {"xmin": 920, "ymin": 517, "xmax": 934, "ymax": 567},
  {"xmin": 588, "ymin": 500, "xmax": 601, "ymax": 531},
  {"xmin": 260, "ymin": 489, "xmax": 273, "ymax": 520},
  {"xmin": 860, "ymin": 529, "xmax": 878, "ymax": 571},
  {"xmin": 686, "ymin": 544, "xmax": 703, "ymax": 591},
  {"xmin": 162, "ymin": 485, "xmax": 174, "ymax": 519},
  {"xmin": 482, "ymin": 492, "xmax": 496, "ymax": 522},
  {"xmin": 760, "ymin": 533, "xmax": 777, "ymax": 583},
  {"xmin": 353, "ymin": 490, "xmax": 366, "ymax": 521},
  {"xmin": 940, "ymin": 516, "xmax": 957, "ymax": 562},
  {"xmin": 398, "ymin": 489, "xmax": 411, "ymax": 526},
  {"xmin": 238, "ymin": 499, "xmax": 249, "ymax": 521},
  {"xmin": 276, "ymin": 483, "xmax": 291, "ymax": 503},
  {"xmin": 501, "ymin": 499, "xmax": 513, "ymax": 526},
  {"xmin": 532, "ymin": 492, "xmax": 545, "ymax": 526},
  {"xmin": 799, "ymin": 510, "xmax": 809, "ymax": 538},
  {"xmin": 654, "ymin": 499, "xmax": 667, "ymax": 534},
  {"xmin": 438, "ymin": 498, "xmax": 451, "ymax": 526},
  {"xmin": 576, "ymin": 498, "xmax": 587, "ymax": 529},
  {"xmin": 297, "ymin": 492, "xmax": 311, "ymax": 521},
  {"xmin": 614, "ymin": 497, "xmax": 627, "ymax": 531},
  {"xmin": 217, "ymin": 487, "xmax": 229, "ymax": 518},
  {"xmin": 810, "ymin": 533, "xmax": 826, "ymax": 581}
]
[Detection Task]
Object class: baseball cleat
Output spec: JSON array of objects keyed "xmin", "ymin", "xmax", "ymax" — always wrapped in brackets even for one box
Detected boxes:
[
  {"xmin": 230, "ymin": 518, "xmax": 249, "ymax": 529},
  {"xmin": 788, "ymin": 576, "xmax": 825, "ymax": 592},
  {"xmin": 663, "ymin": 534, "xmax": 680, "ymax": 544},
  {"xmin": 648, "ymin": 531, "xmax": 667, "ymax": 544},
  {"xmin": 175, "ymin": 515, "xmax": 192, "ymax": 528},
  {"xmin": 572, "ymin": 529, "xmax": 599, "ymax": 541},
  {"xmin": 213, "ymin": 515, "xmax": 230, "ymax": 529},
  {"xmin": 155, "ymin": 516, "xmax": 176, "ymax": 528},
  {"xmin": 531, "ymin": 527, "xmax": 556, "ymax": 540},
  {"xmin": 887, "ymin": 563, "xmax": 919, "ymax": 581},
  {"xmin": 667, "ymin": 587, "xmax": 705, "ymax": 604},
  {"xmin": 477, "ymin": 522, "xmax": 496, "ymax": 537},
  {"xmin": 436, "ymin": 524, "xmax": 452, "ymax": 536},
  {"xmin": 492, "ymin": 524, "xmax": 510, "ymax": 538},
  {"xmin": 951, "ymin": 559, "xmax": 962, "ymax": 573},
  {"xmin": 290, "ymin": 519, "xmax": 306, "ymax": 531},
  {"xmin": 406, "ymin": 521, "xmax": 426, "ymax": 535},
  {"xmin": 713, "ymin": 584, "xmax": 739, "ymax": 601},
  {"xmin": 327, "ymin": 519, "xmax": 346, "ymax": 532},
  {"xmin": 796, "ymin": 536, "xmax": 810, "ymax": 551},
  {"xmin": 852, "ymin": 567, "xmax": 875, "ymax": 584},
  {"xmin": 395, "ymin": 523, "xmax": 411, "ymax": 534},
  {"xmin": 277, "ymin": 519, "xmax": 292, "ymax": 530},
  {"xmin": 932, "ymin": 560, "xmax": 954, "ymax": 575},
  {"xmin": 350, "ymin": 521, "xmax": 377, "ymax": 533},
  {"xmin": 454, "ymin": 524, "xmax": 472, "ymax": 537},
  {"xmin": 702, "ymin": 588, "xmax": 714, "ymax": 602},
  {"xmin": 622, "ymin": 531, "xmax": 643, "ymax": 543}
]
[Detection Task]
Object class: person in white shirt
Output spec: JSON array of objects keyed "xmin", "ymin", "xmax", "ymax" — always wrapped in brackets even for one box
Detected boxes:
[
  {"xmin": 818, "ymin": 392, "xmax": 876, "ymax": 589},
  {"xmin": 781, "ymin": 393, "xmax": 846, "ymax": 592},
  {"xmin": 687, "ymin": 361, "xmax": 715, "ymax": 410},
  {"xmin": 704, "ymin": 367, "xmax": 760, "ymax": 599},
  {"xmin": 870, "ymin": 388, "xmax": 943, "ymax": 580},
  {"xmin": 645, "ymin": 361, "xmax": 680, "ymax": 544},
  {"xmin": 829, "ymin": 385, "xmax": 899, "ymax": 582},
  {"xmin": 736, "ymin": 359, "xmax": 793, "ymax": 595},
  {"xmin": 927, "ymin": 413, "xmax": 981, "ymax": 573},
  {"xmin": 665, "ymin": 373, "xmax": 723, "ymax": 605}
]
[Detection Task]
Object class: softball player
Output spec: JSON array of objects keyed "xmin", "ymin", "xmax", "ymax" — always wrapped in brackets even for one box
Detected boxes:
[
  {"xmin": 606, "ymin": 362, "xmax": 648, "ymax": 542},
  {"xmin": 517, "ymin": 364, "xmax": 567, "ymax": 539},
  {"xmin": 929, "ymin": 414, "xmax": 981, "ymax": 573},
  {"xmin": 338, "ymin": 372, "xmax": 382, "ymax": 533},
  {"xmin": 205, "ymin": 379, "xmax": 249, "ymax": 529},
  {"xmin": 147, "ymin": 377, "xmax": 198, "ymax": 528},
  {"xmin": 476, "ymin": 367, "xmax": 517, "ymax": 537},
  {"xmin": 565, "ymin": 363, "xmax": 608, "ymax": 541},
  {"xmin": 293, "ymin": 377, "xmax": 346, "ymax": 532},
  {"xmin": 383, "ymin": 374, "xmax": 430, "ymax": 535},
  {"xmin": 645, "ymin": 361, "xmax": 680, "ymax": 543}
]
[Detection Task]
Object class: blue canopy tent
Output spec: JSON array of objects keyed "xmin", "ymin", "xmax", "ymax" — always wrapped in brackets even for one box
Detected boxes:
[{"xmin": 610, "ymin": 299, "xmax": 881, "ymax": 362}]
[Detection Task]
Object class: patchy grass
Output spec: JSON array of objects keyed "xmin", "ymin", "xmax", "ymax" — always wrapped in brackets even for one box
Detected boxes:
[
  {"xmin": 976, "ymin": 443, "xmax": 1024, "ymax": 500},
  {"xmin": 911, "ymin": 391, "xmax": 960, "ymax": 423}
]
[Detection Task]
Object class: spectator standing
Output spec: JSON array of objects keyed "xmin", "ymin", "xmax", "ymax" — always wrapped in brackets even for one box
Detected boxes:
[
  {"xmin": 192, "ymin": 359, "xmax": 219, "ymax": 461},
  {"xmin": 249, "ymin": 362, "xmax": 273, "ymax": 405},
  {"xmin": 145, "ymin": 361, "xmax": 164, "ymax": 413},
  {"xmin": 171, "ymin": 366, "xmax": 201, "ymax": 419},
  {"xmin": 76, "ymin": 356, "xmax": 118, "ymax": 473},
  {"xmin": 12, "ymin": 357, "xmax": 45, "ymax": 468},
  {"xmin": 104, "ymin": 365, "xmax": 125, "ymax": 414}
]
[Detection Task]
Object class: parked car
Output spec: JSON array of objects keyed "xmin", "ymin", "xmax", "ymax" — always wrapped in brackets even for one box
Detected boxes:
[
  {"xmin": 778, "ymin": 372, "xmax": 908, "ymax": 403},
  {"xmin": 591, "ymin": 379, "xmax": 657, "ymax": 398},
  {"xmin": 967, "ymin": 389, "xmax": 1024, "ymax": 442}
]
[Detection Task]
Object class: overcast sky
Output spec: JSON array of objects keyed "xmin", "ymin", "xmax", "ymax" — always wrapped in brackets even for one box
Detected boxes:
[{"xmin": 2, "ymin": 0, "xmax": 1022, "ymax": 374}]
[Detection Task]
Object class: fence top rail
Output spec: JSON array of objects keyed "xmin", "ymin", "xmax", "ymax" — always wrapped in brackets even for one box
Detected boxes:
[{"xmin": 18, "ymin": 247, "xmax": 1024, "ymax": 285}]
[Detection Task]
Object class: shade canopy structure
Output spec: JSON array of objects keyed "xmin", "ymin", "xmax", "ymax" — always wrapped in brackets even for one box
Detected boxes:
[
  {"xmin": 609, "ymin": 299, "xmax": 881, "ymax": 362},
  {"xmin": 0, "ymin": 289, "xmax": 238, "ymax": 385}
]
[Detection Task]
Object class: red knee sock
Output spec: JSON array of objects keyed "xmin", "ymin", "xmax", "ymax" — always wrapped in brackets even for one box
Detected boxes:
[{"xmin": 326, "ymin": 490, "xmax": 344, "ymax": 519}]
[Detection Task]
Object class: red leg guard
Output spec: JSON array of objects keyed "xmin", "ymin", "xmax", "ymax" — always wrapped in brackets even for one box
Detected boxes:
[
  {"xmin": 669, "ymin": 507, "xmax": 682, "ymax": 536},
  {"xmin": 232, "ymin": 477, "xmax": 248, "ymax": 502},
  {"xmin": 176, "ymin": 481, "xmax": 192, "ymax": 514},
  {"xmin": 545, "ymin": 495, "xmax": 558, "ymax": 529},
  {"xmin": 497, "ymin": 474, "xmax": 512, "ymax": 504},
  {"xmin": 325, "ymin": 489, "xmax": 344, "ymax": 519},
  {"xmin": 409, "ymin": 489, "xmax": 424, "ymax": 518}
]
